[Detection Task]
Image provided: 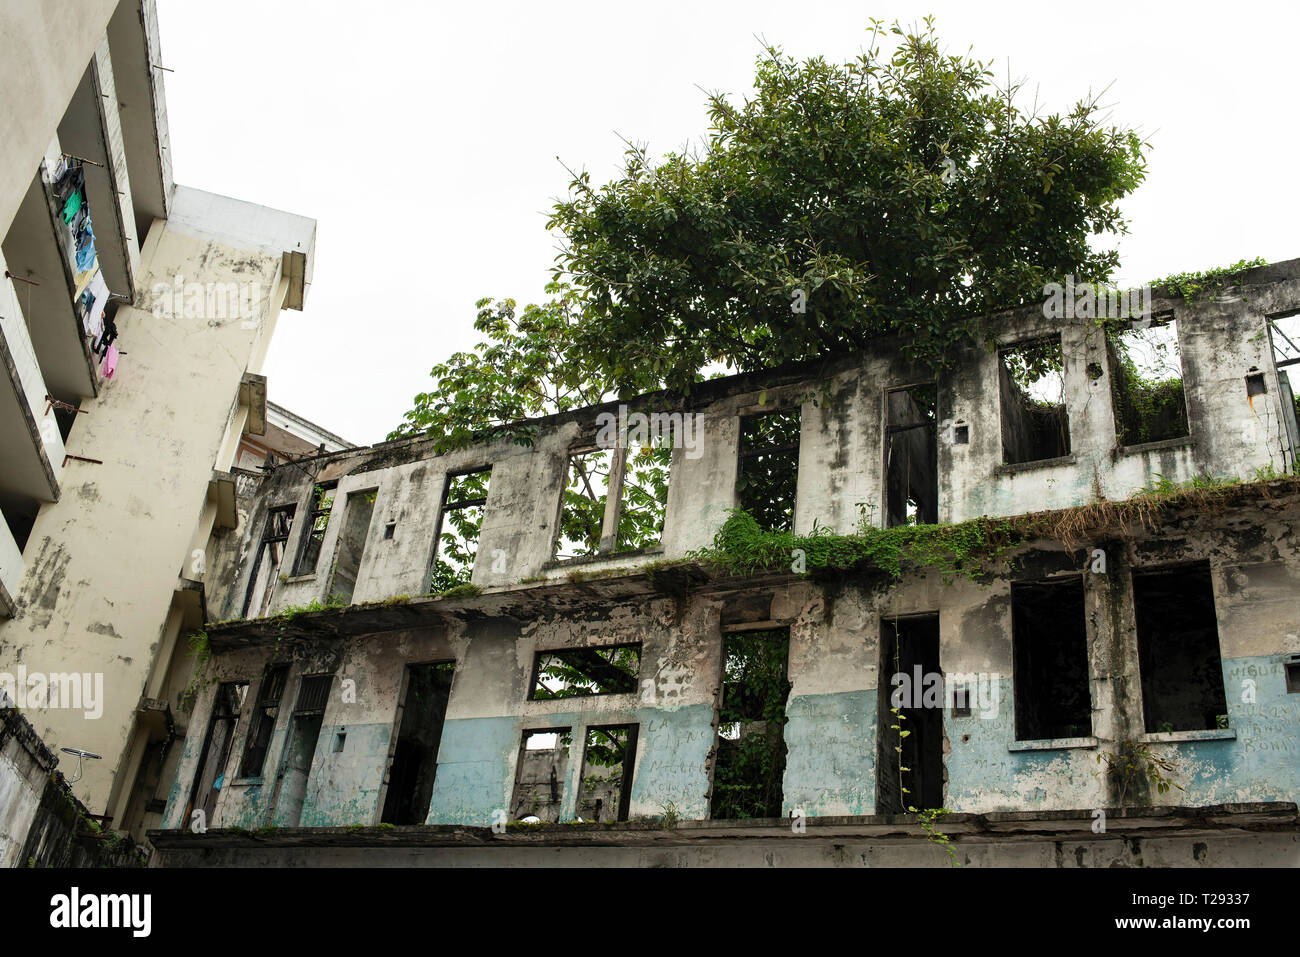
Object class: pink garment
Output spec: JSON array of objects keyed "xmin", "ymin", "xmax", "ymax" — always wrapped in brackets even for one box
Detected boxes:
[{"xmin": 102, "ymin": 343, "xmax": 119, "ymax": 379}]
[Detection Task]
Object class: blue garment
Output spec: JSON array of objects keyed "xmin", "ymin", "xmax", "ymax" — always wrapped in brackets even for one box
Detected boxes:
[{"xmin": 75, "ymin": 220, "xmax": 96, "ymax": 271}]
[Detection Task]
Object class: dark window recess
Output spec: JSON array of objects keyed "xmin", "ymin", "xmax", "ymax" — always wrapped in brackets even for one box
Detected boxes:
[
  {"xmin": 736, "ymin": 410, "xmax": 800, "ymax": 532},
  {"xmin": 999, "ymin": 337, "xmax": 1070, "ymax": 464},
  {"xmin": 1246, "ymin": 372, "xmax": 1267, "ymax": 397},
  {"xmin": 576, "ymin": 724, "xmax": 639, "ymax": 822},
  {"xmin": 884, "ymin": 386, "xmax": 938, "ymax": 527},
  {"xmin": 0, "ymin": 497, "xmax": 39, "ymax": 555},
  {"xmin": 268, "ymin": 675, "xmax": 333, "ymax": 827},
  {"xmin": 238, "ymin": 665, "xmax": 288, "ymax": 778},
  {"xmin": 1285, "ymin": 660, "xmax": 1300, "ymax": 694},
  {"xmin": 184, "ymin": 681, "xmax": 248, "ymax": 826},
  {"xmin": 291, "ymin": 481, "xmax": 337, "ymax": 576},
  {"xmin": 876, "ymin": 615, "xmax": 943, "ymax": 814},
  {"xmin": 328, "ymin": 489, "xmax": 377, "ymax": 604},
  {"xmin": 381, "ymin": 662, "xmax": 455, "ymax": 825},
  {"xmin": 1108, "ymin": 320, "xmax": 1189, "ymax": 446},
  {"xmin": 511, "ymin": 728, "xmax": 572, "ymax": 822},
  {"xmin": 241, "ymin": 504, "xmax": 296, "ymax": 618},
  {"xmin": 1012, "ymin": 578, "xmax": 1093, "ymax": 740},
  {"xmin": 531, "ymin": 644, "xmax": 641, "ymax": 699},
  {"xmin": 1133, "ymin": 562, "xmax": 1228, "ymax": 733},
  {"xmin": 711, "ymin": 628, "xmax": 791, "ymax": 820},
  {"xmin": 430, "ymin": 468, "xmax": 490, "ymax": 592}
]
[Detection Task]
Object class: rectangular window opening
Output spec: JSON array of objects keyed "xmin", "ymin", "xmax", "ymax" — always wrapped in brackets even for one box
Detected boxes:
[
  {"xmin": 876, "ymin": 615, "xmax": 943, "ymax": 814},
  {"xmin": 1268, "ymin": 313, "xmax": 1300, "ymax": 469},
  {"xmin": 381, "ymin": 661, "xmax": 455, "ymax": 825},
  {"xmin": 510, "ymin": 728, "xmax": 572, "ymax": 822},
  {"xmin": 328, "ymin": 489, "xmax": 377, "ymax": 604},
  {"xmin": 554, "ymin": 449, "xmax": 612, "ymax": 561},
  {"xmin": 269, "ymin": 675, "xmax": 333, "ymax": 826},
  {"xmin": 1133, "ymin": 562, "xmax": 1228, "ymax": 733},
  {"xmin": 291, "ymin": 481, "xmax": 337, "ymax": 576},
  {"xmin": 736, "ymin": 409, "xmax": 800, "ymax": 533},
  {"xmin": 884, "ymin": 385, "xmax": 938, "ymax": 527},
  {"xmin": 241, "ymin": 504, "xmax": 296, "ymax": 618},
  {"xmin": 530, "ymin": 644, "xmax": 641, "ymax": 699},
  {"xmin": 710, "ymin": 628, "xmax": 791, "ymax": 820},
  {"xmin": 576, "ymin": 724, "xmax": 638, "ymax": 823},
  {"xmin": 184, "ymin": 681, "xmax": 248, "ymax": 826},
  {"xmin": 238, "ymin": 665, "xmax": 288, "ymax": 778},
  {"xmin": 1012, "ymin": 577, "xmax": 1093, "ymax": 740},
  {"xmin": 999, "ymin": 337, "xmax": 1071, "ymax": 464},
  {"xmin": 1108, "ymin": 319, "xmax": 1189, "ymax": 446},
  {"xmin": 430, "ymin": 468, "xmax": 491, "ymax": 592}
]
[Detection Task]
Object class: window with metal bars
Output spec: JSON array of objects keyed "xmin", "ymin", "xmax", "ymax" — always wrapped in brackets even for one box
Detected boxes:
[
  {"xmin": 430, "ymin": 469, "xmax": 490, "ymax": 591},
  {"xmin": 293, "ymin": 675, "xmax": 333, "ymax": 715},
  {"xmin": 241, "ymin": 505, "xmax": 296, "ymax": 617},
  {"xmin": 238, "ymin": 665, "xmax": 288, "ymax": 777},
  {"xmin": 291, "ymin": 482, "xmax": 337, "ymax": 577}
]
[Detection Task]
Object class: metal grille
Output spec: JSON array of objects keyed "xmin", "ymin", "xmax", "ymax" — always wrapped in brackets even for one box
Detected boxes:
[{"xmin": 294, "ymin": 675, "xmax": 333, "ymax": 714}]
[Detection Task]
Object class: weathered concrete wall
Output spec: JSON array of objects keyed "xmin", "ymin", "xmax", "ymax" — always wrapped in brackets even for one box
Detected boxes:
[{"xmin": 0, "ymin": 186, "xmax": 312, "ymax": 814}]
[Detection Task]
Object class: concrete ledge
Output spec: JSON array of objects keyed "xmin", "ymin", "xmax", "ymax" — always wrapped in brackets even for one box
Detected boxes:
[
  {"xmin": 148, "ymin": 802, "xmax": 1299, "ymax": 852},
  {"xmin": 1008, "ymin": 736, "xmax": 1098, "ymax": 752},
  {"xmin": 1141, "ymin": 728, "xmax": 1236, "ymax": 744}
]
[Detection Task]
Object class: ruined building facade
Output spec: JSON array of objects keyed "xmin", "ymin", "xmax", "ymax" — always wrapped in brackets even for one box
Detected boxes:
[{"xmin": 151, "ymin": 262, "xmax": 1300, "ymax": 866}]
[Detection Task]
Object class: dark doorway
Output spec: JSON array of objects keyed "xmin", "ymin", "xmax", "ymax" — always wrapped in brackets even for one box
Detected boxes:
[
  {"xmin": 1012, "ymin": 577, "xmax": 1093, "ymax": 740},
  {"xmin": 184, "ymin": 682, "xmax": 248, "ymax": 827},
  {"xmin": 877, "ymin": 615, "xmax": 944, "ymax": 813},
  {"xmin": 884, "ymin": 387, "xmax": 938, "ymax": 526},
  {"xmin": 268, "ymin": 675, "xmax": 332, "ymax": 827},
  {"xmin": 381, "ymin": 662, "xmax": 455, "ymax": 825},
  {"xmin": 1133, "ymin": 562, "xmax": 1228, "ymax": 732},
  {"xmin": 328, "ymin": 489, "xmax": 377, "ymax": 603}
]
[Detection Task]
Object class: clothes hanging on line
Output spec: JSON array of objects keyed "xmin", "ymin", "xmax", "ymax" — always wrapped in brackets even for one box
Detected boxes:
[
  {"xmin": 75, "ymin": 220, "xmax": 96, "ymax": 272},
  {"xmin": 85, "ymin": 272, "xmax": 109, "ymax": 339},
  {"xmin": 102, "ymin": 343, "xmax": 119, "ymax": 379}
]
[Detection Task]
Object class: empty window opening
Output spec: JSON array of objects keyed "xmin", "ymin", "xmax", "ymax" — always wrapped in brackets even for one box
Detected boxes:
[
  {"xmin": 328, "ymin": 489, "xmax": 377, "ymax": 604},
  {"xmin": 1133, "ymin": 562, "xmax": 1228, "ymax": 733},
  {"xmin": 553, "ymin": 443, "xmax": 669, "ymax": 562},
  {"xmin": 269, "ymin": 675, "xmax": 333, "ymax": 827},
  {"xmin": 184, "ymin": 681, "xmax": 248, "ymax": 826},
  {"xmin": 381, "ymin": 662, "xmax": 455, "ymax": 825},
  {"xmin": 884, "ymin": 386, "xmax": 938, "ymax": 527},
  {"xmin": 576, "ymin": 725, "xmax": 639, "ymax": 822},
  {"xmin": 736, "ymin": 409, "xmax": 800, "ymax": 532},
  {"xmin": 1012, "ymin": 577, "xmax": 1093, "ymax": 740},
  {"xmin": 238, "ymin": 665, "xmax": 288, "ymax": 778},
  {"xmin": 333, "ymin": 732, "xmax": 346, "ymax": 753},
  {"xmin": 876, "ymin": 615, "xmax": 943, "ymax": 814},
  {"xmin": 1268, "ymin": 313, "xmax": 1300, "ymax": 470},
  {"xmin": 241, "ymin": 504, "xmax": 296, "ymax": 618},
  {"xmin": 291, "ymin": 481, "xmax": 337, "ymax": 576},
  {"xmin": 1108, "ymin": 319, "xmax": 1189, "ymax": 446},
  {"xmin": 710, "ymin": 628, "xmax": 791, "ymax": 820},
  {"xmin": 430, "ymin": 468, "xmax": 490, "ymax": 592},
  {"xmin": 511, "ymin": 728, "xmax": 572, "ymax": 822},
  {"xmin": 531, "ymin": 644, "xmax": 641, "ymax": 699},
  {"xmin": 999, "ymin": 337, "xmax": 1071, "ymax": 464}
]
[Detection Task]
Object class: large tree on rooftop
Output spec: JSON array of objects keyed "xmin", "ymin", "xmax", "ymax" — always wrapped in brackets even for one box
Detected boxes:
[{"xmin": 549, "ymin": 17, "xmax": 1146, "ymax": 395}]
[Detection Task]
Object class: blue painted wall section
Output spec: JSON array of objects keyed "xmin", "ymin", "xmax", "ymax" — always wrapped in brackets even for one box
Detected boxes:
[
  {"xmin": 783, "ymin": 690, "xmax": 876, "ymax": 816},
  {"xmin": 426, "ymin": 716, "xmax": 520, "ymax": 825},
  {"xmin": 627, "ymin": 704, "xmax": 714, "ymax": 820},
  {"xmin": 298, "ymin": 722, "xmax": 392, "ymax": 827}
]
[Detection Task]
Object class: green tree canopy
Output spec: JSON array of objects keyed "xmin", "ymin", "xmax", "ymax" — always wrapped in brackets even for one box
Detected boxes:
[{"xmin": 395, "ymin": 16, "xmax": 1147, "ymax": 438}]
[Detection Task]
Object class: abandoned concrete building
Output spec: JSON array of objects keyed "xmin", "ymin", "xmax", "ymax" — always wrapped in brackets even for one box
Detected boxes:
[{"xmin": 149, "ymin": 260, "xmax": 1300, "ymax": 867}]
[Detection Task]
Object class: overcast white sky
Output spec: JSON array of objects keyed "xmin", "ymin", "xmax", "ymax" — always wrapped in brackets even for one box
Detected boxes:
[{"xmin": 155, "ymin": 1, "xmax": 1300, "ymax": 446}]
